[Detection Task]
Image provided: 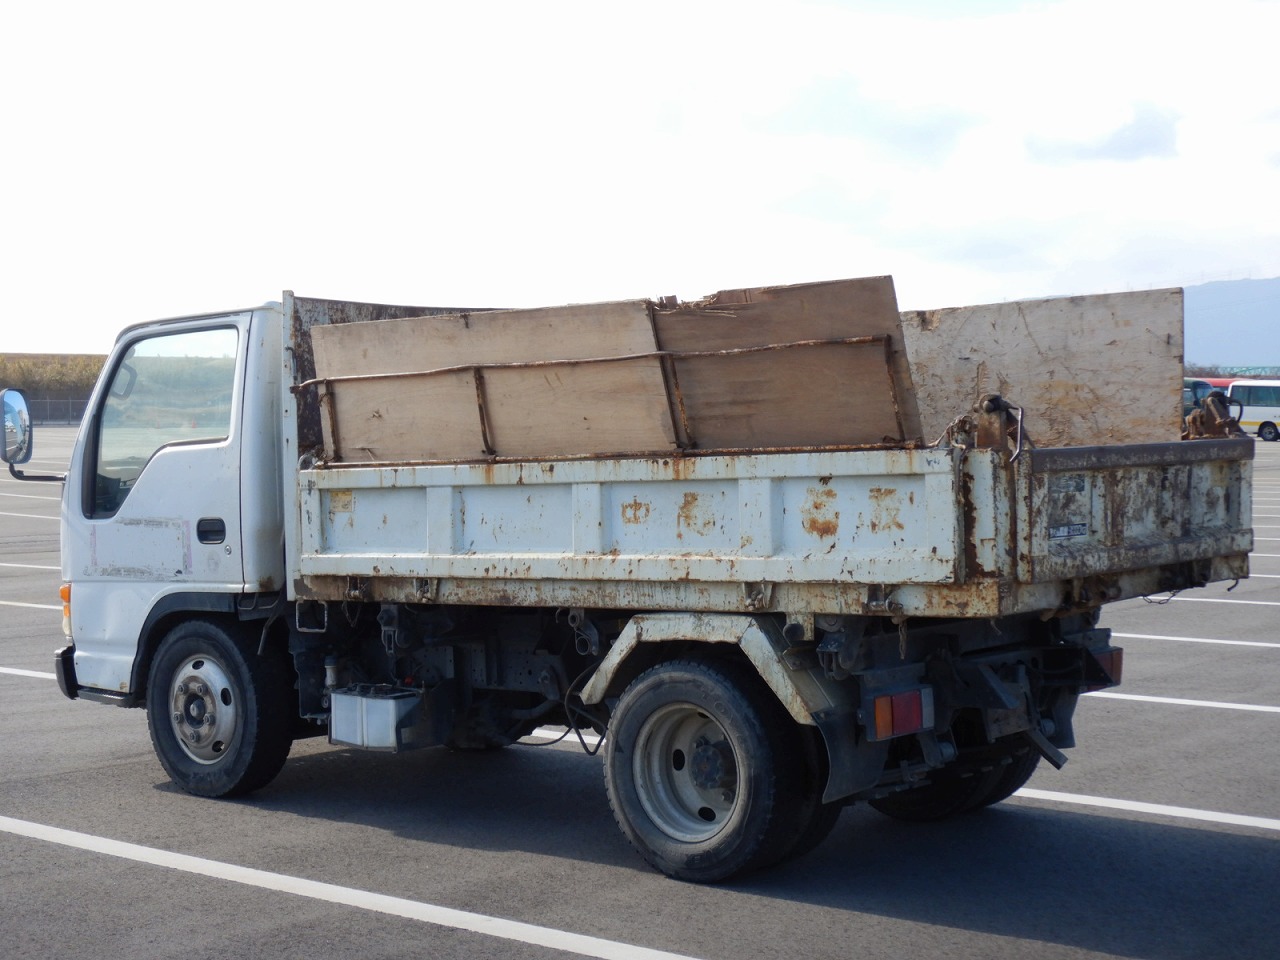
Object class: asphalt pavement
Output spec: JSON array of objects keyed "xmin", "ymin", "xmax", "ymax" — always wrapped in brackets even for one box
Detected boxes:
[{"xmin": 1, "ymin": 425, "xmax": 1277, "ymax": 960}]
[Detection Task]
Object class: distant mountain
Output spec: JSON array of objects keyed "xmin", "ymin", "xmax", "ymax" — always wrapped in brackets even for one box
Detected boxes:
[{"xmin": 1183, "ymin": 277, "xmax": 1280, "ymax": 369}]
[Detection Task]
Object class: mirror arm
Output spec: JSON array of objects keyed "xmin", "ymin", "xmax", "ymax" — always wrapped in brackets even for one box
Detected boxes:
[{"xmin": 8, "ymin": 462, "xmax": 65, "ymax": 483}]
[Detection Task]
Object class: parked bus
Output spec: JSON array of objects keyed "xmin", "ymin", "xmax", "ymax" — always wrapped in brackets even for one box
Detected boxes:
[{"xmin": 1226, "ymin": 380, "xmax": 1280, "ymax": 441}]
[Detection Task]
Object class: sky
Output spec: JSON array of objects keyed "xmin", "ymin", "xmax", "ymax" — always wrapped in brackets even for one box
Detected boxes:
[{"xmin": 2, "ymin": 0, "xmax": 1278, "ymax": 356}]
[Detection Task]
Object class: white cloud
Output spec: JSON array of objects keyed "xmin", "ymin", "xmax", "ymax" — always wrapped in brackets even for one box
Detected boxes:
[{"xmin": 0, "ymin": 0, "xmax": 1277, "ymax": 356}]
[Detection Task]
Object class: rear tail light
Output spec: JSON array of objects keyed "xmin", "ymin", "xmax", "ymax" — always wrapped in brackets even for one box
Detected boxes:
[
  {"xmin": 867, "ymin": 687, "xmax": 935, "ymax": 741},
  {"xmin": 59, "ymin": 583, "xmax": 71, "ymax": 638},
  {"xmin": 1085, "ymin": 647, "xmax": 1123, "ymax": 692}
]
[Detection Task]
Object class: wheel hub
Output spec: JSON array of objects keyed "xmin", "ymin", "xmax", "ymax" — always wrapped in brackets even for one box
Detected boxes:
[
  {"xmin": 632, "ymin": 703, "xmax": 740, "ymax": 843},
  {"xmin": 167, "ymin": 656, "xmax": 237, "ymax": 764},
  {"xmin": 689, "ymin": 738, "xmax": 735, "ymax": 791},
  {"xmin": 185, "ymin": 696, "xmax": 207, "ymax": 724}
]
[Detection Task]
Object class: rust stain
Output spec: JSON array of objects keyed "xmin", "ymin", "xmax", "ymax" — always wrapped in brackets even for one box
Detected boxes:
[
  {"xmin": 802, "ymin": 486, "xmax": 839, "ymax": 538},
  {"xmin": 665, "ymin": 456, "xmax": 697, "ymax": 482},
  {"xmin": 868, "ymin": 486, "xmax": 904, "ymax": 533},
  {"xmin": 621, "ymin": 498, "xmax": 652, "ymax": 524},
  {"xmin": 676, "ymin": 492, "xmax": 715, "ymax": 539}
]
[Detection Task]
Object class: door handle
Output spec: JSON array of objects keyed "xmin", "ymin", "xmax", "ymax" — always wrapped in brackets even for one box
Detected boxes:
[{"xmin": 196, "ymin": 518, "xmax": 226, "ymax": 544}]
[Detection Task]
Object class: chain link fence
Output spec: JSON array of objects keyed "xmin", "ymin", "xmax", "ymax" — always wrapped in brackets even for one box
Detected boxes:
[{"xmin": 27, "ymin": 397, "xmax": 88, "ymax": 425}]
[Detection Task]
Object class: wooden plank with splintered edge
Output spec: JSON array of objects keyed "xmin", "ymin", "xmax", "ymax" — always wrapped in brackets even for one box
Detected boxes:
[
  {"xmin": 309, "ymin": 300, "xmax": 660, "ymax": 375},
  {"xmin": 673, "ymin": 341, "xmax": 901, "ymax": 448},
  {"xmin": 654, "ymin": 276, "xmax": 920, "ymax": 445}
]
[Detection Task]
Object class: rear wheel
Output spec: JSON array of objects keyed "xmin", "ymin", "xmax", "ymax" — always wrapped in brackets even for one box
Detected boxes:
[
  {"xmin": 972, "ymin": 749, "xmax": 1041, "ymax": 809},
  {"xmin": 1260, "ymin": 422, "xmax": 1279, "ymax": 442},
  {"xmin": 771, "ymin": 725, "xmax": 842, "ymax": 864},
  {"xmin": 146, "ymin": 618, "xmax": 293, "ymax": 798},
  {"xmin": 603, "ymin": 659, "xmax": 806, "ymax": 882},
  {"xmin": 869, "ymin": 765, "xmax": 1004, "ymax": 822}
]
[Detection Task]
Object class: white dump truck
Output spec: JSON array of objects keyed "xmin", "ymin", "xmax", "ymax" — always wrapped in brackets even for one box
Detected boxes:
[{"xmin": 2, "ymin": 276, "xmax": 1252, "ymax": 882}]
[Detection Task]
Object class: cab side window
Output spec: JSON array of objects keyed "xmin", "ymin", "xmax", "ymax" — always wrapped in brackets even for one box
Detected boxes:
[{"xmin": 89, "ymin": 327, "xmax": 238, "ymax": 517}]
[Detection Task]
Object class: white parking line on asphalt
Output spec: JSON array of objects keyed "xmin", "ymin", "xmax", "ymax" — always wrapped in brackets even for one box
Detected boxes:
[
  {"xmin": 0, "ymin": 600, "xmax": 59, "ymax": 611},
  {"xmin": 1143, "ymin": 595, "xmax": 1280, "ymax": 607},
  {"xmin": 1014, "ymin": 790, "xmax": 1280, "ymax": 833},
  {"xmin": 0, "ymin": 667, "xmax": 55, "ymax": 679},
  {"xmin": 1086, "ymin": 691, "xmax": 1280, "ymax": 713},
  {"xmin": 0, "ymin": 511, "xmax": 58, "ymax": 521},
  {"xmin": 0, "ymin": 491, "xmax": 62, "ymax": 501},
  {"xmin": 0, "ymin": 561, "xmax": 60, "ymax": 570},
  {"xmin": 0, "ymin": 815, "xmax": 701, "ymax": 960},
  {"xmin": 530, "ymin": 725, "xmax": 602, "ymax": 747},
  {"xmin": 1111, "ymin": 631, "xmax": 1280, "ymax": 648}
]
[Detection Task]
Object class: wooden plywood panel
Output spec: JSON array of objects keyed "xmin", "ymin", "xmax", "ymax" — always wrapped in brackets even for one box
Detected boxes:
[
  {"xmin": 311, "ymin": 298, "xmax": 673, "ymax": 462},
  {"xmin": 323, "ymin": 371, "xmax": 486, "ymax": 462},
  {"xmin": 654, "ymin": 276, "xmax": 921, "ymax": 442},
  {"xmin": 674, "ymin": 341, "xmax": 902, "ymax": 449},
  {"xmin": 309, "ymin": 277, "xmax": 923, "ymax": 462},
  {"xmin": 483, "ymin": 358, "xmax": 677, "ymax": 458},
  {"xmin": 901, "ymin": 289, "xmax": 1184, "ymax": 447},
  {"xmin": 311, "ymin": 300, "xmax": 658, "ymax": 377}
]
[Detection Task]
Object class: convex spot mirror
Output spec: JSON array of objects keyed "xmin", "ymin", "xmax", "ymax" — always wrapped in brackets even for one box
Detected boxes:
[{"xmin": 1, "ymin": 388, "xmax": 33, "ymax": 465}]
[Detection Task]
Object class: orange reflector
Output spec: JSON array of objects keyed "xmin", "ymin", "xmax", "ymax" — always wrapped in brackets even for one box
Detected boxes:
[
  {"xmin": 874, "ymin": 695, "xmax": 894, "ymax": 739},
  {"xmin": 60, "ymin": 583, "xmax": 71, "ymax": 637}
]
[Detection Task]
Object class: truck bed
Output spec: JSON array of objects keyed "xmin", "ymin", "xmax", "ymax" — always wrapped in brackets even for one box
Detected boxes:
[{"xmin": 292, "ymin": 438, "xmax": 1252, "ymax": 619}]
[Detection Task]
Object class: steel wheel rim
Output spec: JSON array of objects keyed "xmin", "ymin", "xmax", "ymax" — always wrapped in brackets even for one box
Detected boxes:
[
  {"xmin": 166, "ymin": 655, "xmax": 239, "ymax": 764},
  {"xmin": 632, "ymin": 702, "xmax": 739, "ymax": 843}
]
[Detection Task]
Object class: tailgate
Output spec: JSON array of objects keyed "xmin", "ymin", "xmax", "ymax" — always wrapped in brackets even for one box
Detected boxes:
[{"xmin": 1017, "ymin": 438, "xmax": 1253, "ymax": 583}]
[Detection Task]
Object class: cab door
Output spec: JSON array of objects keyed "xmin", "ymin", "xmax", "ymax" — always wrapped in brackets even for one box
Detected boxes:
[{"xmin": 63, "ymin": 318, "xmax": 249, "ymax": 694}]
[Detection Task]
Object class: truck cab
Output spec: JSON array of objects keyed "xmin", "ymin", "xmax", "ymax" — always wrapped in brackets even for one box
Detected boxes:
[{"xmin": 55, "ymin": 309, "xmax": 284, "ymax": 701}]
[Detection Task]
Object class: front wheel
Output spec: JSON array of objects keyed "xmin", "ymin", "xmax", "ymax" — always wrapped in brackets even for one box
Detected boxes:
[
  {"xmin": 146, "ymin": 618, "xmax": 293, "ymax": 798},
  {"xmin": 603, "ymin": 659, "xmax": 805, "ymax": 882},
  {"xmin": 1260, "ymin": 422, "xmax": 1279, "ymax": 442}
]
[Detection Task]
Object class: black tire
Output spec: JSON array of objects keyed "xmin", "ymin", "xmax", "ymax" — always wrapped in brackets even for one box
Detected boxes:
[
  {"xmin": 1260, "ymin": 423, "xmax": 1279, "ymax": 442},
  {"xmin": 603, "ymin": 659, "xmax": 806, "ymax": 883},
  {"xmin": 768, "ymin": 725, "xmax": 842, "ymax": 865},
  {"xmin": 868, "ymin": 765, "xmax": 1005, "ymax": 822},
  {"xmin": 971, "ymin": 749, "xmax": 1041, "ymax": 809},
  {"xmin": 146, "ymin": 618, "xmax": 293, "ymax": 798},
  {"xmin": 787, "ymin": 799, "xmax": 843, "ymax": 862}
]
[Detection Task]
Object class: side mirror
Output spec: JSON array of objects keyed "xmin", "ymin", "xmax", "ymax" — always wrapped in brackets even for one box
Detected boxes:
[
  {"xmin": 1, "ymin": 388, "xmax": 61, "ymax": 482},
  {"xmin": 1, "ymin": 388, "xmax": 33, "ymax": 465}
]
